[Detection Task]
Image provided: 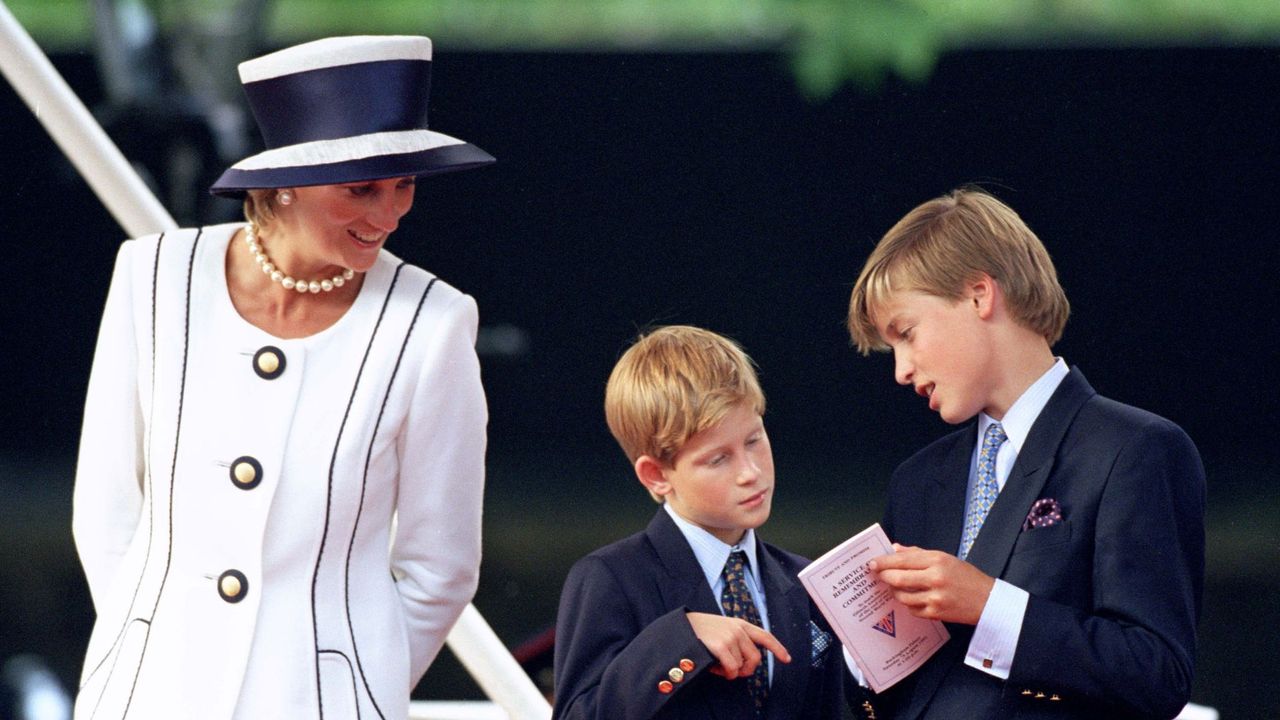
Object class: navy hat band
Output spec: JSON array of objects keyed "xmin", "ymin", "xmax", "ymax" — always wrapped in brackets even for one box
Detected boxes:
[{"xmin": 243, "ymin": 59, "xmax": 432, "ymax": 148}]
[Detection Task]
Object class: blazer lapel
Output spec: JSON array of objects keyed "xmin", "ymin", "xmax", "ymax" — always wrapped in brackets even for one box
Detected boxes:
[
  {"xmin": 757, "ymin": 545, "xmax": 807, "ymax": 720},
  {"xmin": 921, "ymin": 427, "xmax": 977, "ymax": 555},
  {"xmin": 645, "ymin": 510, "xmax": 723, "ymax": 615},
  {"xmin": 966, "ymin": 368, "xmax": 1097, "ymax": 577}
]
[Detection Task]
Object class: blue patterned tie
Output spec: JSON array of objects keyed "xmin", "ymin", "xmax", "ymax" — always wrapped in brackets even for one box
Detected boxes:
[
  {"xmin": 959, "ymin": 422, "xmax": 1008, "ymax": 560},
  {"xmin": 721, "ymin": 550, "xmax": 768, "ymax": 717}
]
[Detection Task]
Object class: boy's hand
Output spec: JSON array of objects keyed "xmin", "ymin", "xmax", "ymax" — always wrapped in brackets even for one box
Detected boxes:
[
  {"xmin": 686, "ymin": 611, "xmax": 791, "ymax": 679},
  {"xmin": 868, "ymin": 544, "xmax": 995, "ymax": 625}
]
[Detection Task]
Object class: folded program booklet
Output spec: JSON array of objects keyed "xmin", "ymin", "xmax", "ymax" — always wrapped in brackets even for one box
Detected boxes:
[{"xmin": 798, "ymin": 523, "xmax": 950, "ymax": 693}]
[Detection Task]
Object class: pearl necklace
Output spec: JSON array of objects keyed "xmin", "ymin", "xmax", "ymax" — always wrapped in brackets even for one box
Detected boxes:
[{"xmin": 244, "ymin": 223, "xmax": 355, "ymax": 294}]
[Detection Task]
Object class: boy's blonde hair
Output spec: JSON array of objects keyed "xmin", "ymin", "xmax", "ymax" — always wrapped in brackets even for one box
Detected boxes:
[
  {"xmin": 605, "ymin": 326, "xmax": 765, "ymax": 500},
  {"xmin": 848, "ymin": 188, "xmax": 1070, "ymax": 354}
]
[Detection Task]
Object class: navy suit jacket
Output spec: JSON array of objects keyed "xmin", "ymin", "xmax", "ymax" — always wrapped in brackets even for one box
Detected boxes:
[
  {"xmin": 553, "ymin": 510, "xmax": 857, "ymax": 720},
  {"xmin": 876, "ymin": 368, "xmax": 1205, "ymax": 719}
]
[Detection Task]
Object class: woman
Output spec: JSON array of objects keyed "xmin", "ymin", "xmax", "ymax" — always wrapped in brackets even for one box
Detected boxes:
[{"xmin": 71, "ymin": 35, "xmax": 493, "ymax": 719}]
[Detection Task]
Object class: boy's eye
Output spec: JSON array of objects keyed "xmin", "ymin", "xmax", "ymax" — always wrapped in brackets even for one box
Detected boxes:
[
  {"xmin": 347, "ymin": 185, "xmax": 374, "ymax": 197},
  {"xmin": 707, "ymin": 454, "xmax": 727, "ymax": 467},
  {"xmin": 397, "ymin": 177, "xmax": 417, "ymax": 189}
]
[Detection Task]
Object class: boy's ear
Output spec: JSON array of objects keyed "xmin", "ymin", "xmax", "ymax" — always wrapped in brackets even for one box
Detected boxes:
[
  {"xmin": 968, "ymin": 273, "xmax": 1000, "ymax": 320},
  {"xmin": 634, "ymin": 455, "xmax": 671, "ymax": 498}
]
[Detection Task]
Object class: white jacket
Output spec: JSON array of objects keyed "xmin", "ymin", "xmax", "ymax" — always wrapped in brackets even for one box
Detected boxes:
[{"xmin": 72, "ymin": 224, "xmax": 486, "ymax": 719}]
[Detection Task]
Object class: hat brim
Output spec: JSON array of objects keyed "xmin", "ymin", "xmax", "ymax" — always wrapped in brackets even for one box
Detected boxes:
[{"xmin": 209, "ymin": 140, "xmax": 494, "ymax": 198}]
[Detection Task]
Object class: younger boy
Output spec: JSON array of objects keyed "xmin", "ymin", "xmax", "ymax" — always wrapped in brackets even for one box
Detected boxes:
[
  {"xmin": 846, "ymin": 188, "xmax": 1205, "ymax": 719},
  {"xmin": 552, "ymin": 325, "xmax": 860, "ymax": 720}
]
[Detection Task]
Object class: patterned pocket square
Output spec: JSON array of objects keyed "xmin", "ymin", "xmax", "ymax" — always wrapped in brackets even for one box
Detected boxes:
[
  {"xmin": 810, "ymin": 621, "xmax": 835, "ymax": 667},
  {"xmin": 1023, "ymin": 497, "xmax": 1064, "ymax": 530}
]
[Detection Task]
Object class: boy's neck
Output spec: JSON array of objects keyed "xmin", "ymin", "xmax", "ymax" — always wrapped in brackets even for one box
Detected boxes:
[{"xmin": 985, "ymin": 331, "xmax": 1057, "ymax": 421}]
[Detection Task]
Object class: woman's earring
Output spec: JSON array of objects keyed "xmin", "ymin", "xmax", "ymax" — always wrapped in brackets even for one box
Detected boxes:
[{"xmin": 278, "ymin": 189, "xmax": 295, "ymax": 206}]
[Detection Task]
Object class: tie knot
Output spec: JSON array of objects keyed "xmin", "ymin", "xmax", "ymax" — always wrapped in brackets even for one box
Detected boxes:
[
  {"xmin": 983, "ymin": 422, "xmax": 1008, "ymax": 450},
  {"xmin": 723, "ymin": 550, "xmax": 749, "ymax": 580}
]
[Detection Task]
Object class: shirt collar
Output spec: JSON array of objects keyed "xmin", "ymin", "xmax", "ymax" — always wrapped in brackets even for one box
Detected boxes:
[
  {"xmin": 664, "ymin": 503, "xmax": 760, "ymax": 588},
  {"xmin": 978, "ymin": 357, "xmax": 1069, "ymax": 454}
]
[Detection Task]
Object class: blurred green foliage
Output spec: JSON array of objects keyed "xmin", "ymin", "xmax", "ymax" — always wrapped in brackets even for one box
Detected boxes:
[{"xmin": 8, "ymin": 0, "xmax": 1280, "ymax": 96}]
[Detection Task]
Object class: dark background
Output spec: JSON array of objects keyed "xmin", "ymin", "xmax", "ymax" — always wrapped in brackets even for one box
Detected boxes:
[{"xmin": 2, "ymin": 45, "xmax": 1277, "ymax": 717}]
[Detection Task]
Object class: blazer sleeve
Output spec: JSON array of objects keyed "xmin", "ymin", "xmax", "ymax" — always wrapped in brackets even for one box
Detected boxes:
[
  {"xmin": 553, "ymin": 555, "xmax": 716, "ymax": 720},
  {"xmin": 72, "ymin": 241, "xmax": 146, "ymax": 611},
  {"xmin": 391, "ymin": 290, "xmax": 487, "ymax": 684},
  {"xmin": 1010, "ymin": 418, "xmax": 1205, "ymax": 717}
]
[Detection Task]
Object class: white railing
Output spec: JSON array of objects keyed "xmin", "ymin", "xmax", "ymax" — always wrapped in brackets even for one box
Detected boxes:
[{"xmin": 0, "ymin": 4, "xmax": 551, "ymax": 719}]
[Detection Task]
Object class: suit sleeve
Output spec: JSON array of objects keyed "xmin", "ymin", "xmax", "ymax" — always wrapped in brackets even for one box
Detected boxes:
[
  {"xmin": 553, "ymin": 555, "xmax": 716, "ymax": 720},
  {"xmin": 72, "ymin": 241, "xmax": 146, "ymax": 611},
  {"xmin": 1010, "ymin": 418, "xmax": 1205, "ymax": 717},
  {"xmin": 392, "ymin": 291, "xmax": 487, "ymax": 684}
]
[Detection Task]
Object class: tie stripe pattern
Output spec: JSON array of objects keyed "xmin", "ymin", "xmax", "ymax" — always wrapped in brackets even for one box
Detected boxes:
[
  {"xmin": 721, "ymin": 550, "xmax": 768, "ymax": 717},
  {"xmin": 959, "ymin": 422, "xmax": 1008, "ymax": 560}
]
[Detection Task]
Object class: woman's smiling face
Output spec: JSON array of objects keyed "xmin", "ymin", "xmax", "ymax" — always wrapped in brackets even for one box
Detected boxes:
[{"xmin": 281, "ymin": 176, "xmax": 416, "ymax": 274}]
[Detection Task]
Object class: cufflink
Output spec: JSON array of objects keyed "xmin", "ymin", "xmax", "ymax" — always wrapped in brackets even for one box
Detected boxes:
[{"xmin": 981, "ymin": 658, "xmax": 993, "ymax": 669}]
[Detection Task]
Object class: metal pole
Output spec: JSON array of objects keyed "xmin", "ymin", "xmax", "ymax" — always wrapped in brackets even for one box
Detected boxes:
[
  {"xmin": 0, "ymin": 0, "xmax": 175, "ymax": 236},
  {"xmin": 0, "ymin": 3, "xmax": 550, "ymax": 717},
  {"xmin": 444, "ymin": 605, "xmax": 551, "ymax": 720}
]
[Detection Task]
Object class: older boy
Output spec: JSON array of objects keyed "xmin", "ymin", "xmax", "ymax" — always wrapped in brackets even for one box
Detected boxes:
[
  {"xmin": 846, "ymin": 188, "xmax": 1205, "ymax": 719},
  {"xmin": 553, "ymin": 326, "xmax": 862, "ymax": 720}
]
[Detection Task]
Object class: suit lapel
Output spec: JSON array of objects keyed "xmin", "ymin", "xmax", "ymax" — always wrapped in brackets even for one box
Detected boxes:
[
  {"xmin": 966, "ymin": 368, "xmax": 1096, "ymax": 577},
  {"xmin": 921, "ymin": 427, "xmax": 977, "ymax": 555},
  {"xmin": 645, "ymin": 510, "xmax": 723, "ymax": 615},
  {"xmin": 757, "ymin": 544, "xmax": 807, "ymax": 720}
]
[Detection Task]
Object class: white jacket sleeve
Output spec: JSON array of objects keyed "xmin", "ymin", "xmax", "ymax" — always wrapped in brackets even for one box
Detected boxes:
[
  {"xmin": 72, "ymin": 241, "xmax": 145, "ymax": 612},
  {"xmin": 392, "ymin": 290, "xmax": 487, "ymax": 684}
]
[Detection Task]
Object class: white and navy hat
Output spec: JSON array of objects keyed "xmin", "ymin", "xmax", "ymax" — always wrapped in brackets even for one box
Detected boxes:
[{"xmin": 210, "ymin": 35, "xmax": 493, "ymax": 197}]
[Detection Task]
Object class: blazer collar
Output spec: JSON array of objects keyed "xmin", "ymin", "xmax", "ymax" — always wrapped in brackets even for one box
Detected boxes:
[
  {"xmin": 964, "ymin": 367, "xmax": 1096, "ymax": 575},
  {"xmin": 645, "ymin": 509, "xmax": 723, "ymax": 615}
]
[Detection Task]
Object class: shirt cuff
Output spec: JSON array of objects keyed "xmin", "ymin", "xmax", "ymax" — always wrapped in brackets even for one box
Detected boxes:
[{"xmin": 964, "ymin": 578, "xmax": 1028, "ymax": 679}]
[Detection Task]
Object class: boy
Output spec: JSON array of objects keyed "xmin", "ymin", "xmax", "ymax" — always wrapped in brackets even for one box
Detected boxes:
[
  {"xmin": 553, "ymin": 326, "xmax": 863, "ymax": 719},
  {"xmin": 846, "ymin": 188, "xmax": 1205, "ymax": 719}
]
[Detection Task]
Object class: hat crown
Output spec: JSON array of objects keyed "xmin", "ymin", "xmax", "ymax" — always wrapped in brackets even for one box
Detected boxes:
[{"xmin": 240, "ymin": 36, "xmax": 434, "ymax": 150}]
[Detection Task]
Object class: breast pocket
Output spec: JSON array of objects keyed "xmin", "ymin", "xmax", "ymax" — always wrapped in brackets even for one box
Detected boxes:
[{"xmin": 1011, "ymin": 520, "xmax": 1073, "ymax": 555}]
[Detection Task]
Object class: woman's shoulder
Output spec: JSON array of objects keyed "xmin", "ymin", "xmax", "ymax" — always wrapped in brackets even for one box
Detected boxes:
[
  {"xmin": 120, "ymin": 223, "xmax": 239, "ymax": 256},
  {"xmin": 375, "ymin": 253, "xmax": 475, "ymax": 316}
]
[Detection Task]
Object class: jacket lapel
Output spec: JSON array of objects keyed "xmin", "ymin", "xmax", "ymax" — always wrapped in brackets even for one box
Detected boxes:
[
  {"xmin": 757, "ymin": 544, "xmax": 807, "ymax": 720},
  {"xmin": 966, "ymin": 368, "xmax": 1096, "ymax": 577},
  {"xmin": 645, "ymin": 510, "xmax": 723, "ymax": 615},
  {"xmin": 921, "ymin": 428, "xmax": 977, "ymax": 555}
]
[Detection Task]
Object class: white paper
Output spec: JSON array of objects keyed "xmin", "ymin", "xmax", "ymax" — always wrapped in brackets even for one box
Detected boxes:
[{"xmin": 798, "ymin": 523, "xmax": 950, "ymax": 693}]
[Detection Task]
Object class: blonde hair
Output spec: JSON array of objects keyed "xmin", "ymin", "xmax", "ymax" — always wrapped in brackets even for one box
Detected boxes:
[
  {"xmin": 605, "ymin": 326, "xmax": 765, "ymax": 501},
  {"xmin": 243, "ymin": 188, "xmax": 284, "ymax": 228},
  {"xmin": 848, "ymin": 188, "xmax": 1070, "ymax": 354}
]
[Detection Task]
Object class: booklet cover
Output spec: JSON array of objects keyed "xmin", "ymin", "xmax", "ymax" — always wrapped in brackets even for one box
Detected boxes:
[{"xmin": 797, "ymin": 523, "xmax": 950, "ymax": 693}]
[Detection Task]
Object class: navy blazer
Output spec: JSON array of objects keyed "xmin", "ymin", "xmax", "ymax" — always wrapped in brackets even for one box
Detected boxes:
[
  {"xmin": 877, "ymin": 368, "xmax": 1205, "ymax": 719},
  {"xmin": 553, "ymin": 509, "xmax": 860, "ymax": 720}
]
